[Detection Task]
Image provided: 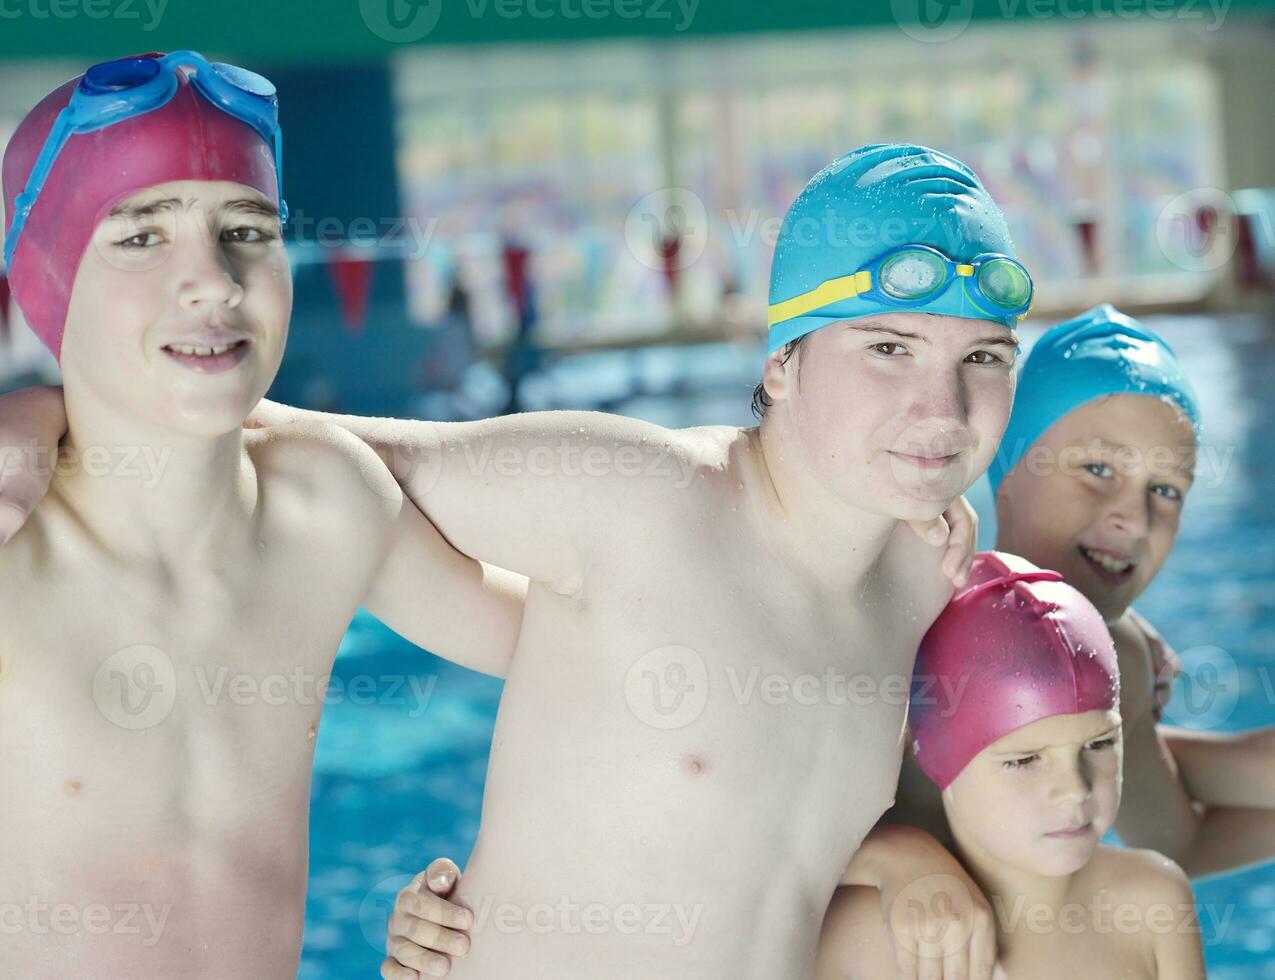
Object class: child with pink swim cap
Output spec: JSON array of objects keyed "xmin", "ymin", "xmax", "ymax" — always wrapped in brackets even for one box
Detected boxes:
[
  {"xmin": 815, "ymin": 551, "xmax": 1206, "ymax": 979},
  {"xmin": 0, "ymin": 53, "xmax": 525, "ymax": 976}
]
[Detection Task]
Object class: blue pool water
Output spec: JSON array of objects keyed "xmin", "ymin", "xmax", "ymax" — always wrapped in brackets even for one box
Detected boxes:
[{"xmin": 300, "ymin": 313, "xmax": 1275, "ymax": 977}]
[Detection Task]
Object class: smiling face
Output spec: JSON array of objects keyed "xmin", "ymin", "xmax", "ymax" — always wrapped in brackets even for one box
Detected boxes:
[
  {"xmin": 944, "ymin": 709, "xmax": 1123, "ymax": 878},
  {"xmin": 59, "ymin": 179, "xmax": 291, "ymax": 436},
  {"xmin": 761, "ymin": 312, "xmax": 1018, "ymax": 521},
  {"xmin": 995, "ymin": 395, "xmax": 1197, "ymax": 622}
]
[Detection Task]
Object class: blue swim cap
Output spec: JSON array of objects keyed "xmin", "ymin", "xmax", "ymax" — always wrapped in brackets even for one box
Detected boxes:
[
  {"xmin": 988, "ymin": 304, "xmax": 1201, "ymax": 495},
  {"xmin": 767, "ymin": 143, "xmax": 1020, "ymax": 354}
]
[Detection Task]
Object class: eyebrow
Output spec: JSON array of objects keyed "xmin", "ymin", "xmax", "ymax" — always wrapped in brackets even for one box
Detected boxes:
[
  {"xmin": 992, "ymin": 725, "xmax": 1122, "ymax": 755},
  {"xmin": 845, "ymin": 320, "xmax": 1021, "ymax": 349},
  {"xmin": 107, "ymin": 196, "xmax": 279, "ymax": 221}
]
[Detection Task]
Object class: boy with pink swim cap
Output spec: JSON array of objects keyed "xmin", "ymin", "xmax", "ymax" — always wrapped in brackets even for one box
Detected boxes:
[
  {"xmin": 0, "ymin": 52, "xmax": 528, "ymax": 977},
  {"xmin": 815, "ymin": 551, "xmax": 1206, "ymax": 979}
]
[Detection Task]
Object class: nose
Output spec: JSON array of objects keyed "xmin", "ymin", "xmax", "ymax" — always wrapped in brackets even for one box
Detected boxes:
[
  {"xmin": 1047, "ymin": 756, "xmax": 1093, "ymax": 806},
  {"xmin": 902, "ymin": 363, "xmax": 968, "ymax": 443},
  {"xmin": 174, "ymin": 221, "xmax": 244, "ymax": 312},
  {"xmin": 1104, "ymin": 478, "xmax": 1151, "ymax": 541}
]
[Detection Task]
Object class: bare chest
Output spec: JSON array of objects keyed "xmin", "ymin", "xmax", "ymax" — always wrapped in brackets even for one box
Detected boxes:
[{"xmin": 0, "ymin": 535, "xmax": 366, "ymax": 869}]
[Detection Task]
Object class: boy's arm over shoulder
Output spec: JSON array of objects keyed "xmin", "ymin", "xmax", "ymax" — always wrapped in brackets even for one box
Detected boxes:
[
  {"xmin": 1097, "ymin": 847, "xmax": 1206, "ymax": 980},
  {"xmin": 0, "ymin": 385, "xmax": 67, "ymax": 546},
  {"xmin": 249, "ymin": 420, "xmax": 527, "ymax": 677},
  {"xmin": 814, "ymin": 885, "xmax": 896, "ymax": 980},
  {"xmin": 1109, "ymin": 613, "xmax": 1201, "ymax": 861},
  {"xmin": 251, "ymin": 405, "xmax": 701, "ymax": 594}
]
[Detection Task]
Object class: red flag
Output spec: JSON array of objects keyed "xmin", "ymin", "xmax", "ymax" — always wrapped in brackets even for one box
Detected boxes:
[
  {"xmin": 1073, "ymin": 220, "xmax": 1098, "ymax": 276},
  {"xmin": 322, "ymin": 253, "xmax": 375, "ymax": 335},
  {"xmin": 659, "ymin": 233, "xmax": 681, "ymax": 298},
  {"xmin": 502, "ymin": 242, "xmax": 530, "ymax": 318}
]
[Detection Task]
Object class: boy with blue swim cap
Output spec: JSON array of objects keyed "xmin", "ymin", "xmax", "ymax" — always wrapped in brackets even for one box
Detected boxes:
[
  {"xmin": 764, "ymin": 143, "xmax": 1032, "ymax": 356},
  {"xmin": 987, "ymin": 303, "xmax": 1200, "ymax": 501}
]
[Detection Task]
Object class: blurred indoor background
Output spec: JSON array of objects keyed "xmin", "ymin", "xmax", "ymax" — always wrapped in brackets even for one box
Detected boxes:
[{"xmin": 2, "ymin": 1, "xmax": 1273, "ymax": 975}]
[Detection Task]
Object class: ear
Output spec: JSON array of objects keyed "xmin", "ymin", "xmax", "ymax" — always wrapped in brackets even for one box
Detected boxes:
[{"xmin": 761, "ymin": 347, "xmax": 796, "ymax": 405}]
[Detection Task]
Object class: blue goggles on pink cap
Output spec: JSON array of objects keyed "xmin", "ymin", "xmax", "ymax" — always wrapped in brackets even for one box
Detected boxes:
[{"xmin": 4, "ymin": 49, "xmax": 287, "ymax": 270}]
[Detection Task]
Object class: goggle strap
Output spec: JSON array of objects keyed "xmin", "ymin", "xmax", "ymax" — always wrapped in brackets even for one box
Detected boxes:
[{"xmin": 767, "ymin": 268, "xmax": 870, "ymax": 327}]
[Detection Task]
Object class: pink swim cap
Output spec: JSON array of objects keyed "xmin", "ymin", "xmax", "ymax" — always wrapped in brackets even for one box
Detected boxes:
[
  {"xmin": 2, "ymin": 58, "xmax": 280, "ymax": 361},
  {"xmin": 909, "ymin": 551, "xmax": 1119, "ymax": 790}
]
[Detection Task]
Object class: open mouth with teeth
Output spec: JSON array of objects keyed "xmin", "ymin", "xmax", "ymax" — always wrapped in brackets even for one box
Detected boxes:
[
  {"xmin": 160, "ymin": 339, "xmax": 251, "ymax": 373},
  {"xmin": 1077, "ymin": 544, "xmax": 1136, "ymax": 585}
]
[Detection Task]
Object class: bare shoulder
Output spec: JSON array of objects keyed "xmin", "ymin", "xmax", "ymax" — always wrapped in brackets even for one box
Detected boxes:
[
  {"xmin": 816, "ymin": 886, "xmax": 897, "ymax": 980},
  {"xmin": 1109, "ymin": 610, "xmax": 1156, "ymax": 723},
  {"xmin": 1084, "ymin": 846, "xmax": 1204, "ymax": 978},
  {"xmin": 1084, "ymin": 844, "xmax": 1193, "ymax": 905},
  {"xmin": 245, "ymin": 419, "xmax": 401, "ymax": 539}
]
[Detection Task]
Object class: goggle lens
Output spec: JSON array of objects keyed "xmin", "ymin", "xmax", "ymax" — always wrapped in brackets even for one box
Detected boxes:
[
  {"xmin": 210, "ymin": 62, "xmax": 276, "ymax": 99},
  {"xmin": 82, "ymin": 56, "xmax": 161, "ymax": 94},
  {"xmin": 879, "ymin": 249, "xmax": 948, "ymax": 300},
  {"xmin": 978, "ymin": 257, "xmax": 1032, "ymax": 310}
]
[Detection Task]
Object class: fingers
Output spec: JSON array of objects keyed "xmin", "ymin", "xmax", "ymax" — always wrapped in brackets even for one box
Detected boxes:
[
  {"xmin": 893, "ymin": 937, "xmax": 919, "ymax": 980},
  {"xmin": 380, "ymin": 954, "xmax": 422, "ymax": 979},
  {"xmin": 908, "ymin": 516, "xmax": 949, "ymax": 548},
  {"xmin": 946, "ymin": 535, "xmax": 974, "ymax": 588},
  {"xmin": 942, "ymin": 945, "xmax": 969, "ymax": 980},
  {"xmin": 389, "ymin": 907, "xmax": 469, "ymax": 956},
  {"xmin": 966, "ymin": 906, "xmax": 997, "ymax": 980},
  {"xmin": 425, "ymin": 857, "xmax": 462, "ymax": 897},
  {"xmin": 0, "ymin": 497, "xmax": 29, "ymax": 547},
  {"xmin": 940, "ymin": 499, "xmax": 977, "ymax": 588},
  {"xmin": 383, "ymin": 935, "xmax": 451, "ymax": 977},
  {"xmin": 397, "ymin": 883, "xmax": 474, "ymax": 933}
]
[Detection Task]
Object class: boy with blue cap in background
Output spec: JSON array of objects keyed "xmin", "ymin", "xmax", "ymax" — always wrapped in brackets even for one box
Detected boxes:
[
  {"xmin": 891, "ymin": 303, "xmax": 1275, "ymax": 881},
  {"xmin": 6, "ymin": 142, "xmax": 1026, "ymax": 980}
]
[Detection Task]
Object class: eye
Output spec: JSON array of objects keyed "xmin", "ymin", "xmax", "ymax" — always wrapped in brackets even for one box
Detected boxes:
[
  {"xmin": 115, "ymin": 230, "xmax": 164, "ymax": 249},
  {"xmin": 1151, "ymin": 484, "xmax": 1183, "ymax": 502},
  {"xmin": 1002, "ymin": 754, "xmax": 1039, "ymax": 769},
  {"xmin": 965, "ymin": 350, "xmax": 1004, "ymax": 365},
  {"xmin": 1083, "ymin": 462, "xmax": 1114, "ymax": 479},
  {"xmin": 870, "ymin": 342, "xmax": 907, "ymax": 356},
  {"xmin": 1085, "ymin": 737, "xmax": 1117, "ymax": 751},
  {"xmin": 222, "ymin": 225, "xmax": 276, "ymax": 244}
]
